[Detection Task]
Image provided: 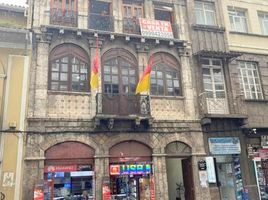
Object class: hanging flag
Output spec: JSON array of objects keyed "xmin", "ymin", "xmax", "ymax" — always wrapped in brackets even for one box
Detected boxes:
[
  {"xmin": 135, "ymin": 56, "xmax": 154, "ymax": 94},
  {"xmin": 90, "ymin": 37, "xmax": 100, "ymax": 90}
]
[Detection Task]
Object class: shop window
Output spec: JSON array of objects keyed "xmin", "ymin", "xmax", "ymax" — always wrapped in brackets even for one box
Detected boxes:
[
  {"xmin": 88, "ymin": 0, "xmax": 113, "ymax": 31},
  {"xmin": 228, "ymin": 7, "xmax": 248, "ymax": 33},
  {"xmin": 150, "ymin": 53, "xmax": 181, "ymax": 96},
  {"xmin": 238, "ymin": 61, "xmax": 264, "ymax": 100},
  {"xmin": 195, "ymin": 1, "xmax": 217, "ymax": 26},
  {"xmin": 122, "ymin": 0, "xmax": 144, "ymax": 34},
  {"xmin": 259, "ymin": 12, "xmax": 268, "ymax": 35},
  {"xmin": 50, "ymin": 0, "xmax": 78, "ymax": 27},
  {"xmin": 49, "ymin": 44, "xmax": 89, "ymax": 92}
]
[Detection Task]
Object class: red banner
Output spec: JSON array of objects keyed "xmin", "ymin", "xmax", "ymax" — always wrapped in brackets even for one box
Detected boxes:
[
  {"xmin": 44, "ymin": 165, "xmax": 77, "ymax": 172},
  {"xmin": 150, "ymin": 175, "xmax": 155, "ymax": 200}
]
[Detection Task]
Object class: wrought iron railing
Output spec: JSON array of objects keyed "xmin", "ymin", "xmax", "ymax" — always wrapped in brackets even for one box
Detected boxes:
[
  {"xmin": 199, "ymin": 91, "xmax": 247, "ymax": 116},
  {"xmin": 96, "ymin": 93, "xmax": 151, "ymax": 117},
  {"xmin": 50, "ymin": 8, "xmax": 78, "ymax": 27},
  {"xmin": 88, "ymin": 13, "xmax": 114, "ymax": 32}
]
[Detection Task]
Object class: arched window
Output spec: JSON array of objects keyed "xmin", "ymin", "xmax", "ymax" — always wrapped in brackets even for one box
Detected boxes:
[
  {"xmin": 49, "ymin": 44, "xmax": 89, "ymax": 92},
  {"xmin": 150, "ymin": 53, "xmax": 181, "ymax": 96},
  {"xmin": 102, "ymin": 48, "xmax": 138, "ymax": 94}
]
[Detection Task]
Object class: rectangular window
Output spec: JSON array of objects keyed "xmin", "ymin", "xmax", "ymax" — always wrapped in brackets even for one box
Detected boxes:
[
  {"xmin": 195, "ymin": 1, "xmax": 216, "ymax": 26},
  {"xmin": 228, "ymin": 7, "xmax": 248, "ymax": 33},
  {"xmin": 238, "ymin": 61, "xmax": 263, "ymax": 100},
  {"xmin": 259, "ymin": 12, "xmax": 268, "ymax": 35},
  {"xmin": 154, "ymin": 5, "xmax": 173, "ymax": 23}
]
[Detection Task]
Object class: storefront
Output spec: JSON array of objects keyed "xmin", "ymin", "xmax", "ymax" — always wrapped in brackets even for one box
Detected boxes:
[
  {"xmin": 43, "ymin": 142, "xmax": 95, "ymax": 199},
  {"xmin": 208, "ymin": 137, "xmax": 244, "ymax": 200},
  {"xmin": 108, "ymin": 141, "xmax": 154, "ymax": 200}
]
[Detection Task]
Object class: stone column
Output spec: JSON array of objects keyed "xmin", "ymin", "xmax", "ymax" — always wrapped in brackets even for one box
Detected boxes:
[
  {"xmin": 153, "ymin": 154, "xmax": 169, "ymax": 200},
  {"xmin": 94, "ymin": 155, "xmax": 109, "ymax": 200}
]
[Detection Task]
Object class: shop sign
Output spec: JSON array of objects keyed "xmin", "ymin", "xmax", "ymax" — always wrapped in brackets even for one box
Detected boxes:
[
  {"xmin": 139, "ymin": 18, "xmax": 174, "ymax": 39},
  {"xmin": 198, "ymin": 160, "xmax": 207, "ymax": 170},
  {"xmin": 205, "ymin": 157, "xmax": 216, "ymax": 183},
  {"xmin": 110, "ymin": 164, "xmax": 151, "ymax": 175},
  {"xmin": 208, "ymin": 137, "xmax": 241, "ymax": 155},
  {"xmin": 44, "ymin": 165, "xmax": 77, "ymax": 172}
]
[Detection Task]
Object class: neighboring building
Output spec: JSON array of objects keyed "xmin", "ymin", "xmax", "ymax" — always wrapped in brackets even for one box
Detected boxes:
[
  {"xmin": 221, "ymin": 0, "xmax": 268, "ymax": 199},
  {"xmin": 0, "ymin": 3, "xmax": 30, "ymax": 200},
  {"xmin": 24, "ymin": 0, "xmax": 211, "ymax": 200},
  {"xmin": 187, "ymin": 0, "xmax": 250, "ymax": 200}
]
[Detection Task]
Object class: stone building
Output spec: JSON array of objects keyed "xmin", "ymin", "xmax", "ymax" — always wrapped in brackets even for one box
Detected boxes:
[
  {"xmin": 0, "ymin": 3, "xmax": 30, "ymax": 200},
  {"xmin": 24, "ymin": 0, "xmax": 209, "ymax": 200}
]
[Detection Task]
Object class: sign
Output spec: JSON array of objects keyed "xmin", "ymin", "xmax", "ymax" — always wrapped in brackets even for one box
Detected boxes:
[
  {"xmin": 44, "ymin": 165, "xmax": 77, "ymax": 172},
  {"xmin": 2, "ymin": 172, "xmax": 14, "ymax": 187},
  {"xmin": 258, "ymin": 149, "xmax": 268, "ymax": 159},
  {"xmin": 209, "ymin": 137, "xmax": 241, "ymax": 155},
  {"xmin": 205, "ymin": 157, "xmax": 216, "ymax": 183},
  {"xmin": 34, "ymin": 182, "xmax": 44, "ymax": 200},
  {"xmin": 110, "ymin": 164, "xmax": 151, "ymax": 175},
  {"xmin": 198, "ymin": 160, "xmax": 207, "ymax": 170},
  {"xmin": 139, "ymin": 18, "xmax": 174, "ymax": 39},
  {"xmin": 102, "ymin": 177, "xmax": 111, "ymax": 200},
  {"xmin": 150, "ymin": 175, "xmax": 155, "ymax": 200},
  {"xmin": 199, "ymin": 171, "xmax": 208, "ymax": 188},
  {"xmin": 261, "ymin": 136, "xmax": 268, "ymax": 148}
]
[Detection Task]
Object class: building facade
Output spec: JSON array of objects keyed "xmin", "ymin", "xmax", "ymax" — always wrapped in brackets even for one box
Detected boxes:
[
  {"xmin": 25, "ymin": 0, "xmax": 210, "ymax": 200},
  {"xmin": 0, "ymin": 3, "xmax": 30, "ymax": 200}
]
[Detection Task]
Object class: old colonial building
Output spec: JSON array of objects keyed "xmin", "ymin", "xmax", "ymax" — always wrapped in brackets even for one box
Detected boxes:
[{"xmin": 25, "ymin": 0, "xmax": 210, "ymax": 200}]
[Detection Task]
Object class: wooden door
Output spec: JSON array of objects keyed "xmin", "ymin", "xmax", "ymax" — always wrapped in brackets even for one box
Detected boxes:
[{"xmin": 182, "ymin": 157, "xmax": 195, "ymax": 200}]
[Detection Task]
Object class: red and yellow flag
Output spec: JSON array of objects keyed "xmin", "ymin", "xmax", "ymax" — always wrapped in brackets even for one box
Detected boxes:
[
  {"xmin": 90, "ymin": 38, "xmax": 99, "ymax": 90},
  {"xmin": 135, "ymin": 56, "xmax": 154, "ymax": 94}
]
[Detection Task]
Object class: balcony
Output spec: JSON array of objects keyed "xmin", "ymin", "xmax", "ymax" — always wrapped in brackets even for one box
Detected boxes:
[
  {"xmin": 123, "ymin": 17, "xmax": 141, "ymax": 35},
  {"xmin": 50, "ymin": 8, "xmax": 77, "ymax": 27},
  {"xmin": 95, "ymin": 93, "xmax": 152, "ymax": 129},
  {"xmin": 199, "ymin": 91, "xmax": 247, "ymax": 118},
  {"xmin": 88, "ymin": 13, "xmax": 114, "ymax": 32}
]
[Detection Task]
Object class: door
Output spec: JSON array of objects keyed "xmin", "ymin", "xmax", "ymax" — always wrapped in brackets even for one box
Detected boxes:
[
  {"xmin": 102, "ymin": 56, "xmax": 138, "ymax": 115},
  {"xmin": 216, "ymin": 163, "xmax": 236, "ymax": 200},
  {"xmin": 201, "ymin": 58, "xmax": 229, "ymax": 114},
  {"xmin": 182, "ymin": 157, "xmax": 195, "ymax": 200}
]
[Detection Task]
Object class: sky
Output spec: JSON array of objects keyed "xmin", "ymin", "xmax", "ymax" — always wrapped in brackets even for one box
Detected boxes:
[{"xmin": 0, "ymin": 0, "xmax": 27, "ymax": 6}]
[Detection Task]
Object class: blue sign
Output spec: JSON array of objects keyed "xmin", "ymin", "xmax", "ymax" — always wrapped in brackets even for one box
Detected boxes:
[{"xmin": 209, "ymin": 137, "xmax": 241, "ymax": 155}]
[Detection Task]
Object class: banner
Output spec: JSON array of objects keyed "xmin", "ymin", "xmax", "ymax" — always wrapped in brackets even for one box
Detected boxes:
[
  {"xmin": 150, "ymin": 175, "xmax": 155, "ymax": 200},
  {"xmin": 139, "ymin": 18, "xmax": 174, "ymax": 39}
]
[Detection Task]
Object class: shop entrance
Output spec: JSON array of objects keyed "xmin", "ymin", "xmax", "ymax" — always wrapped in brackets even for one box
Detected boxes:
[
  {"xmin": 109, "ymin": 141, "xmax": 153, "ymax": 200},
  {"xmin": 44, "ymin": 142, "xmax": 95, "ymax": 200},
  {"xmin": 165, "ymin": 142, "xmax": 194, "ymax": 200}
]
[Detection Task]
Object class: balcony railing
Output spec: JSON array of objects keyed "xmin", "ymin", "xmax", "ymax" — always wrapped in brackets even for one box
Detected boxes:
[
  {"xmin": 123, "ymin": 17, "xmax": 141, "ymax": 35},
  {"xmin": 96, "ymin": 93, "xmax": 151, "ymax": 117},
  {"xmin": 88, "ymin": 13, "xmax": 114, "ymax": 32},
  {"xmin": 199, "ymin": 91, "xmax": 247, "ymax": 116},
  {"xmin": 50, "ymin": 8, "xmax": 78, "ymax": 27}
]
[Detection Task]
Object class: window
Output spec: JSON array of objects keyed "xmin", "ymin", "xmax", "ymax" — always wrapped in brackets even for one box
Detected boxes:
[
  {"xmin": 154, "ymin": 5, "xmax": 173, "ymax": 23},
  {"xmin": 259, "ymin": 12, "xmax": 268, "ymax": 35},
  {"xmin": 50, "ymin": 0, "xmax": 78, "ymax": 26},
  {"xmin": 228, "ymin": 7, "xmax": 248, "ymax": 32},
  {"xmin": 238, "ymin": 61, "xmax": 263, "ymax": 100},
  {"xmin": 201, "ymin": 58, "xmax": 226, "ymax": 98},
  {"xmin": 49, "ymin": 44, "xmax": 89, "ymax": 92},
  {"xmin": 195, "ymin": 1, "xmax": 216, "ymax": 26},
  {"xmin": 122, "ymin": 1, "xmax": 143, "ymax": 34},
  {"xmin": 150, "ymin": 53, "xmax": 181, "ymax": 96}
]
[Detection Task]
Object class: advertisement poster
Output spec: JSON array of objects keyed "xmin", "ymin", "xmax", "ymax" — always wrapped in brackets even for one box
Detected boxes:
[
  {"xmin": 205, "ymin": 157, "xmax": 217, "ymax": 183},
  {"xmin": 150, "ymin": 175, "xmax": 155, "ymax": 200},
  {"xmin": 34, "ymin": 185, "xmax": 44, "ymax": 200},
  {"xmin": 102, "ymin": 177, "xmax": 111, "ymax": 200},
  {"xmin": 139, "ymin": 18, "xmax": 174, "ymax": 39}
]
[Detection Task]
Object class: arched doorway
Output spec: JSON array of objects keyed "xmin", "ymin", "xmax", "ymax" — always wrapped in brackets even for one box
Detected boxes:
[
  {"xmin": 109, "ymin": 141, "xmax": 153, "ymax": 200},
  {"xmin": 44, "ymin": 142, "xmax": 95, "ymax": 199},
  {"xmin": 101, "ymin": 49, "xmax": 139, "ymax": 115},
  {"xmin": 165, "ymin": 141, "xmax": 194, "ymax": 200}
]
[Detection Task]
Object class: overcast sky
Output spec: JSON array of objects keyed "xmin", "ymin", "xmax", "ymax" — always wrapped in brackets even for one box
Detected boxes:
[{"xmin": 0, "ymin": 0, "xmax": 26, "ymax": 6}]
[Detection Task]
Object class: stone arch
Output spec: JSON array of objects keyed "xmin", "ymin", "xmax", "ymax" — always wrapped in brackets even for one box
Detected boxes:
[
  {"xmin": 149, "ymin": 48, "xmax": 181, "ymax": 64},
  {"xmin": 104, "ymin": 134, "xmax": 152, "ymax": 153},
  {"xmin": 165, "ymin": 141, "xmax": 191, "ymax": 157},
  {"xmin": 160, "ymin": 134, "xmax": 194, "ymax": 152},
  {"xmin": 40, "ymin": 134, "xmax": 100, "ymax": 156}
]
